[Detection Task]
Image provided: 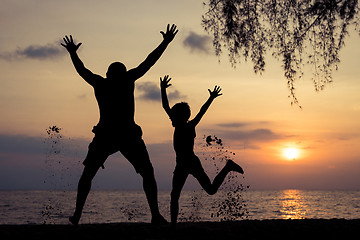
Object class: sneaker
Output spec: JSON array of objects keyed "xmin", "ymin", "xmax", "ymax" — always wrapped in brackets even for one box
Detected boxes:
[{"xmin": 226, "ymin": 160, "xmax": 244, "ymax": 174}]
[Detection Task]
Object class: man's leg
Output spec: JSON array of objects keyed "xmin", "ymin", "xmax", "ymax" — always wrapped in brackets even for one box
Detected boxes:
[
  {"xmin": 70, "ymin": 164, "xmax": 101, "ymax": 225},
  {"xmin": 140, "ymin": 168, "xmax": 167, "ymax": 224},
  {"xmin": 121, "ymin": 137, "xmax": 167, "ymax": 224}
]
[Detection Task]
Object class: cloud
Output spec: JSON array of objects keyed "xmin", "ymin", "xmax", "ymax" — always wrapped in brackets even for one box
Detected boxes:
[
  {"xmin": 137, "ymin": 82, "xmax": 186, "ymax": 102},
  {"xmin": 210, "ymin": 121, "xmax": 282, "ymax": 143},
  {"xmin": 218, "ymin": 128, "xmax": 282, "ymax": 142},
  {"xmin": 0, "ymin": 134, "xmax": 45, "ymax": 154},
  {"xmin": 0, "ymin": 133, "xmax": 176, "ymax": 190},
  {"xmin": 216, "ymin": 122, "xmax": 249, "ymax": 128},
  {"xmin": 183, "ymin": 31, "xmax": 212, "ymax": 54},
  {"xmin": 0, "ymin": 134, "xmax": 88, "ymax": 158},
  {"xmin": 78, "ymin": 93, "xmax": 87, "ymax": 99},
  {"xmin": 216, "ymin": 121, "xmax": 272, "ymax": 128},
  {"xmin": 0, "ymin": 133, "xmax": 86, "ymax": 189},
  {"xmin": 200, "ymin": 124, "xmax": 285, "ymax": 149},
  {"xmin": 0, "ymin": 42, "xmax": 65, "ymax": 61},
  {"xmin": 137, "ymin": 82, "xmax": 160, "ymax": 101},
  {"xmin": 168, "ymin": 89, "xmax": 185, "ymax": 101}
]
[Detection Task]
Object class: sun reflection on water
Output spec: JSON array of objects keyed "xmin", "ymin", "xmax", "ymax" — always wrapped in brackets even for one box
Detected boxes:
[{"xmin": 280, "ymin": 189, "xmax": 307, "ymax": 219}]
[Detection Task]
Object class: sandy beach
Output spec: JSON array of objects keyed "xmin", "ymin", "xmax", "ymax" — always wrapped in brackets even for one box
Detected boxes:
[{"xmin": 1, "ymin": 219, "xmax": 359, "ymax": 240}]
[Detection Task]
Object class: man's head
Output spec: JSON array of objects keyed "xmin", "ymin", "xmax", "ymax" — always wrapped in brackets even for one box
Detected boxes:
[
  {"xmin": 106, "ymin": 62, "xmax": 127, "ymax": 79},
  {"xmin": 171, "ymin": 102, "xmax": 191, "ymax": 127}
]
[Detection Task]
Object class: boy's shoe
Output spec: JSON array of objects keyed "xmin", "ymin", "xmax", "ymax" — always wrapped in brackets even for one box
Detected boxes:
[{"xmin": 226, "ymin": 160, "xmax": 244, "ymax": 174}]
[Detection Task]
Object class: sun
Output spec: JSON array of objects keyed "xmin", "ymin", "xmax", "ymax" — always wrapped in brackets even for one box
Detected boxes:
[{"xmin": 283, "ymin": 148, "xmax": 300, "ymax": 160}]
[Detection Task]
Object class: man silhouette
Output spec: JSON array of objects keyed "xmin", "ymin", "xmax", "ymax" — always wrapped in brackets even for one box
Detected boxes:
[{"xmin": 61, "ymin": 24, "xmax": 178, "ymax": 225}]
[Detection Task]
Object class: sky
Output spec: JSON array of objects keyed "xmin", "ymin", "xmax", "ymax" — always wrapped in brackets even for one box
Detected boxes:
[{"xmin": 0, "ymin": 0, "xmax": 359, "ymax": 190}]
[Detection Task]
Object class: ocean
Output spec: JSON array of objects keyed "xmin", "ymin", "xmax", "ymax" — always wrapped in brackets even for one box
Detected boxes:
[
  {"xmin": 2, "ymin": 131, "xmax": 359, "ymax": 224},
  {"xmin": 0, "ymin": 189, "xmax": 359, "ymax": 225}
]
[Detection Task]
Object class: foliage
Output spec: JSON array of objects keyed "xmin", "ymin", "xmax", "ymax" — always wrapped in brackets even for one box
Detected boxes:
[{"xmin": 202, "ymin": 0, "xmax": 360, "ymax": 105}]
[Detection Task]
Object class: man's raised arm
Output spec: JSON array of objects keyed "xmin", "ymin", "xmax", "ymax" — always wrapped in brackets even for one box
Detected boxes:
[
  {"xmin": 61, "ymin": 35, "xmax": 97, "ymax": 86},
  {"xmin": 128, "ymin": 24, "xmax": 178, "ymax": 81}
]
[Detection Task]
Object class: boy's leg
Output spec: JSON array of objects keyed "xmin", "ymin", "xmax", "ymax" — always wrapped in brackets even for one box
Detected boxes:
[
  {"xmin": 210, "ymin": 164, "xmax": 231, "ymax": 193},
  {"xmin": 191, "ymin": 156, "xmax": 219, "ymax": 195},
  {"xmin": 226, "ymin": 159, "xmax": 244, "ymax": 174},
  {"xmin": 70, "ymin": 164, "xmax": 101, "ymax": 225},
  {"xmin": 170, "ymin": 168, "xmax": 188, "ymax": 226},
  {"xmin": 195, "ymin": 159, "xmax": 244, "ymax": 195},
  {"xmin": 193, "ymin": 168, "xmax": 218, "ymax": 195}
]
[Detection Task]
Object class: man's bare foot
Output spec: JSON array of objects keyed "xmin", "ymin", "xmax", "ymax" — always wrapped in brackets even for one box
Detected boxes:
[
  {"xmin": 226, "ymin": 160, "xmax": 244, "ymax": 174},
  {"xmin": 69, "ymin": 215, "xmax": 80, "ymax": 226},
  {"xmin": 170, "ymin": 221, "xmax": 177, "ymax": 232},
  {"xmin": 151, "ymin": 214, "xmax": 168, "ymax": 225}
]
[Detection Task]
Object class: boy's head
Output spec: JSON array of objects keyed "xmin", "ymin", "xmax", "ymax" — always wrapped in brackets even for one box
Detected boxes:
[{"xmin": 171, "ymin": 102, "xmax": 191, "ymax": 126}]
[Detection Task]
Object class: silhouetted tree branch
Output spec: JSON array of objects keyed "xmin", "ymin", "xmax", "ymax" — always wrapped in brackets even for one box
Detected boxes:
[{"xmin": 202, "ymin": 0, "xmax": 359, "ymax": 106}]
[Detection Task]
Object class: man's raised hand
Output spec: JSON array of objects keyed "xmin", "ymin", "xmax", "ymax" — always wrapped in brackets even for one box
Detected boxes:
[
  {"xmin": 61, "ymin": 35, "xmax": 82, "ymax": 53},
  {"xmin": 160, "ymin": 24, "xmax": 178, "ymax": 43}
]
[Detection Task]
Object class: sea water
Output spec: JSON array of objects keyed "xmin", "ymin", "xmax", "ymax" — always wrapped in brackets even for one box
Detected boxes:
[
  {"xmin": 1, "ymin": 129, "xmax": 359, "ymax": 224},
  {"xmin": 0, "ymin": 189, "xmax": 360, "ymax": 225}
]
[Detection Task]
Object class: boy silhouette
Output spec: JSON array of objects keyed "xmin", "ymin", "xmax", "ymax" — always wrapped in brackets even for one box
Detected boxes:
[
  {"xmin": 160, "ymin": 75, "xmax": 244, "ymax": 228},
  {"xmin": 61, "ymin": 24, "xmax": 178, "ymax": 225}
]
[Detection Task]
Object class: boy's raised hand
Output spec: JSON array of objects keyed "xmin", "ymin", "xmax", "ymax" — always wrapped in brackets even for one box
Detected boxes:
[
  {"xmin": 160, "ymin": 75, "xmax": 172, "ymax": 89},
  {"xmin": 208, "ymin": 85, "xmax": 222, "ymax": 99}
]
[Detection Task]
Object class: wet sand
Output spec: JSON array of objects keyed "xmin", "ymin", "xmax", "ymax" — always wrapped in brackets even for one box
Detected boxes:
[{"xmin": 1, "ymin": 219, "xmax": 359, "ymax": 240}]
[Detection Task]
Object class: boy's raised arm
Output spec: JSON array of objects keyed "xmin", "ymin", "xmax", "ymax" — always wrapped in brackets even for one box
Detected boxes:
[
  {"xmin": 192, "ymin": 86, "xmax": 222, "ymax": 126},
  {"xmin": 160, "ymin": 75, "xmax": 172, "ymax": 117}
]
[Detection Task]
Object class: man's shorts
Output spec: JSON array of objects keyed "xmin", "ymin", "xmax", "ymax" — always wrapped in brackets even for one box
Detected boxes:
[{"xmin": 83, "ymin": 124, "xmax": 153, "ymax": 175}]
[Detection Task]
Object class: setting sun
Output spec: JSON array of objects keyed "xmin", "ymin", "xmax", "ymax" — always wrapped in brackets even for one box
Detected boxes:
[{"xmin": 283, "ymin": 148, "xmax": 300, "ymax": 160}]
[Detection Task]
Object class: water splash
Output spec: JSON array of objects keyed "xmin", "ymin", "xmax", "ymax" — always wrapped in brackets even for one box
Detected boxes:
[
  {"xmin": 180, "ymin": 134, "xmax": 249, "ymax": 222},
  {"xmin": 178, "ymin": 191, "xmax": 203, "ymax": 222},
  {"xmin": 119, "ymin": 207, "xmax": 139, "ymax": 222},
  {"xmin": 42, "ymin": 125, "xmax": 82, "ymax": 224},
  {"xmin": 212, "ymin": 181, "xmax": 249, "ymax": 221},
  {"xmin": 43, "ymin": 125, "xmax": 82, "ymax": 188},
  {"xmin": 204, "ymin": 135, "xmax": 249, "ymax": 221}
]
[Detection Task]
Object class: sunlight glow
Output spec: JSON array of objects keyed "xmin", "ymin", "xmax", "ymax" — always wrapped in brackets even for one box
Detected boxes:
[
  {"xmin": 280, "ymin": 189, "xmax": 306, "ymax": 219},
  {"xmin": 283, "ymin": 148, "xmax": 300, "ymax": 160}
]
